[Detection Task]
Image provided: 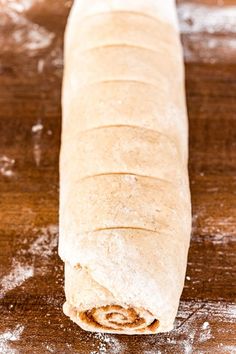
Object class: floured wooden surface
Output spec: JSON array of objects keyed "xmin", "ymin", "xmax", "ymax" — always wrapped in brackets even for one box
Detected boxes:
[
  {"xmin": 0, "ymin": 0, "xmax": 235, "ymax": 353},
  {"xmin": 179, "ymin": 1, "xmax": 236, "ymax": 63}
]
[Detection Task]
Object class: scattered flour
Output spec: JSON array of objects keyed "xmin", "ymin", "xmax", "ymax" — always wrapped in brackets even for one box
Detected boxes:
[
  {"xmin": 191, "ymin": 209, "xmax": 235, "ymax": 243},
  {"xmin": 44, "ymin": 343, "xmax": 56, "ymax": 353},
  {"xmin": 21, "ymin": 26, "xmax": 54, "ymax": 52},
  {"xmin": 0, "ymin": 156, "xmax": 15, "ymax": 177},
  {"xmin": 90, "ymin": 333, "xmax": 125, "ymax": 354},
  {"xmin": 181, "ymin": 331, "xmax": 195, "ymax": 354},
  {"xmin": 0, "ymin": 325, "xmax": 24, "ymax": 354},
  {"xmin": 202, "ymin": 321, "xmax": 209, "ymax": 330},
  {"xmin": 222, "ymin": 346, "xmax": 236, "ymax": 353},
  {"xmin": 32, "ymin": 121, "xmax": 43, "ymax": 166},
  {"xmin": 0, "ymin": 2, "xmax": 235, "ymax": 353},
  {"xmin": 0, "ymin": 1, "xmax": 55, "ymax": 54},
  {"xmin": 182, "ymin": 340, "xmax": 193, "ymax": 354},
  {"xmin": 32, "ymin": 122, "xmax": 44, "ymax": 133},
  {"xmin": 37, "ymin": 59, "xmax": 45, "ymax": 73},
  {"xmin": 178, "ymin": 3, "xmax": 236, "ymax": 34},
  {"xmin": 178, "ymin": 3, "xmax": 236, "ymax": 63},
  {"xmin": 182, "ymin": 35, "xmax": 236, "ymax": 63},
  {"xmin": 37, "ymin": 44, "xmax": 64, "ymax": 77},
  {"xmin": 32, "ymin": 141, "xmax": 42, "ymax": 166},
  {"xmin": 29, "ymin": 225, "xmax": 58, "ymax": 257},
  {"xmin": 0, "ymin": 225, "xmax": 58, "ymax": 299},
  {"xmin": 176, "ymin": 301, "xmax": 236, "ymax": 353},
  {"xmin": 199, "ymin": 322, "xmax": 212, "ymax": 343},
  {"xmin": 0, "ymin": 0, "xmax": 36, "ymax": 13},
  {"xmin": 50, "ymin": 47, "xmax": 64, "ymax": 68},
  {"xmin": 0, "ymin": 261, "xmax": 34, "ymax": 298},
  {"xmin": 111, "ymin": 301, "xmax": 235, "ymax": 353}
]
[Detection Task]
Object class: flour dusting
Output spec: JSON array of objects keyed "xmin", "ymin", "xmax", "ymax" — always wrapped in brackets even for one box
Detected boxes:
[
  {"xmin": 177, "ymin": 301, "xmax": 235, "ymax": 352},
  {"xmin": 44, "ymin": 343, "xmax": 56, "ymax": 353},
  {"xmin": 182, "ymin": 340, "xmax": 193, "ymax": 354},
  {"xmin": 32, "ymin": 122, "xmax": 44, "ymax": 133},
  {"xmin": 90, "ymin": 333, "xmax": 125, "ymax": 354},
  {"xmin": 199, "ymin": 322, "xmax": 212, "ymax": 343},
  {"xmin": 37, "ymin": 59, "xmax": 45, "ymax": 73},
  {"xmin": 0, "ymin": 156, "xmax": 15, "ymax": 177},
  {"xmin": 181, "ymin": 332, "xmax": 195, "ymax": 354},
  {"xmin": 0, "ymin": 261, "xmax": 34, "ymax": 298},
  {"xmin": 29, "ymin": 225, "xmax": 58, "ymax": 257},
  {"xmin": 0, "ymin": 325, "xmax": 24, "ymax": 354},
  {"xmin": 222, "ymin": 346, "xmax": 236, "ymax": 353},
  {"xmin": 0, "ymin": 0, "xmax": 55, "ymax": 54},
  {"xmin": 1, "ymin": 0, "xmax": 35, "ymax": 13},
  {"xmin": 191, "ymin": 208, "xmax": 236, "ymax": 243},
  {"xmin": 202, "ymin": 321, "xmax": 209, "ymax": 330},
  {"xmin": 50, "ymin": 47, "xmax": 64, "ymax": 69},
  {"xmin": 179, "ymin": 3, "xmax": 236, "ymax": 34},
  {"xmin": 32, "ymin": 120, "xmax": 43, "ymax": 166},
  {"xmin": 178, "ymin": 3, "xmax": 236, "ymax": 63},
  {"xmin": 0, "ymin": 225, "xmax": 58, "ymax": 299}
]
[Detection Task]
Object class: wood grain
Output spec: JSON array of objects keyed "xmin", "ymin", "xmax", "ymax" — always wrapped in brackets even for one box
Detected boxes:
[{"xmin": 0, "ymin": 1, "xmax": 236, "ymax": 353}]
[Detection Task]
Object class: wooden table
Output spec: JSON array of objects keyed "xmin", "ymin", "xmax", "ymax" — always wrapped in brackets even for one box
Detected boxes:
[{"xmin": 0, "ymin": 0, "xmax": 235, "ymax": 353}]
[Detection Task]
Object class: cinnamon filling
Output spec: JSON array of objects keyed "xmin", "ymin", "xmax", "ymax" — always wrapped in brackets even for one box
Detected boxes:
[{"xmin": 78, "ymin": 305, "xmax": 159, "ymax": 333}]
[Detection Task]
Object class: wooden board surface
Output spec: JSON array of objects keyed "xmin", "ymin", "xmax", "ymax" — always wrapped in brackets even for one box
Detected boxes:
[{"xmin": 0, "ymin": 0, "xmax": 235, "ymax": 353}]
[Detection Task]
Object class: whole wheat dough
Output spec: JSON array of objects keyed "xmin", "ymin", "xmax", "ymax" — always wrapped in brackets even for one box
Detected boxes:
[{"xmin": 59, "ymin": 0, "xmax": 192, "ymax": 334}]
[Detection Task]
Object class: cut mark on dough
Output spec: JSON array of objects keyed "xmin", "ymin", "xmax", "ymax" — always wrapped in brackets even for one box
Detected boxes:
[
  {"xmin": 92, "ymin": 226, "xmax": 161, "ymax": 234},
  {"xmin": 75, "ymin": 123, "xmax": 176, "ymax": 138},
  {"xmin": 75, "ymin": 43, "xmax": 178, "ymax": 59},
  {"xmin": 64, "ymin": 123, "xmax": 181, "ymax": 155},
  {"xmin": 68, "ymin": 78, "xmax": 167, "ymax": 96},
  {"xmin": 79, "ymin": 172, "xmax": 173, "ymax": 185},
  {"xmin": 69, "ymin": 78, "xmax": 167, "ymax": 92},
  {"xmin": 75, "ymin": 10, "xmax": 177, "ymax": 30},
  {"xmin": 81, "ymin": 124, "xmax": 173, "ymax": 140}
]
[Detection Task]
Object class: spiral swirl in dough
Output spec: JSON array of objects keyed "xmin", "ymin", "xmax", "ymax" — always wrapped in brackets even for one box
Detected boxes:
[{"xmin": 78, "ymin": 305, "xmax": 159, "ymax": 333}]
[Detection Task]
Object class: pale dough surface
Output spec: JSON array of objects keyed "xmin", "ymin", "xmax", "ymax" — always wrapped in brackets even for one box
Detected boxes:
[{"xmin": 59, "ymin": 0, "xmax": 191, "ymax": 334}]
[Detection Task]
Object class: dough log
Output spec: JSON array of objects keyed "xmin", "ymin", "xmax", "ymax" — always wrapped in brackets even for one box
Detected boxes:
[{"xmin": 59, "ymin": 0, "xmax": 192, "ymax": 334}]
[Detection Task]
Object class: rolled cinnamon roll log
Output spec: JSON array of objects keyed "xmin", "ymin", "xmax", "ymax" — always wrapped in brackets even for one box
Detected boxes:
[{"xmin": 59, "ymin": 0, "xmax": 192, "ymax": 334}]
